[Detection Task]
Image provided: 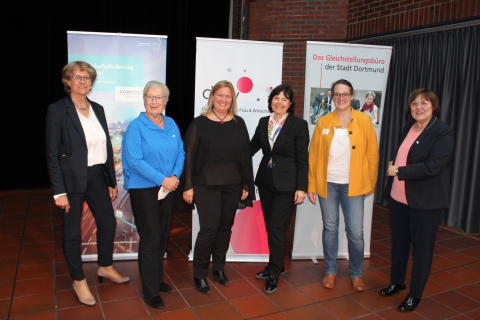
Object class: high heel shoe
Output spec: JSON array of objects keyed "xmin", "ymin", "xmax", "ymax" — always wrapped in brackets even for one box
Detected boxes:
[
  {"xmin": 72, "ymin": 280, "xmax": 96, "ymax": 306},
  {"xmin": 97, "ymin": 266, "xmax": 130, "ymax": 284}
]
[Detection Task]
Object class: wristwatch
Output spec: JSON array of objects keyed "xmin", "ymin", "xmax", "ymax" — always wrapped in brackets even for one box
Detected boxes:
[{"xmin": 395, "ymin": 169, "xmax": 398, "ymax": 176}]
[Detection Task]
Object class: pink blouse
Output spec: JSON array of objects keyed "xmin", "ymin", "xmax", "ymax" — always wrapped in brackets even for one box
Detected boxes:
[{"xmin": 390, "ymin": 126, "xmax": 422, "ymax": 205}]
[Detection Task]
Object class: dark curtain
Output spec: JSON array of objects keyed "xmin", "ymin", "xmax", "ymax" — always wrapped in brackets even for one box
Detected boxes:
[
  {"xmin": 1, "ymin": 0, "xmax": 230, "ymax": 191},
  {"xmin": 369, "ymin": 25, "xmax": 480, "ymax": 233}
]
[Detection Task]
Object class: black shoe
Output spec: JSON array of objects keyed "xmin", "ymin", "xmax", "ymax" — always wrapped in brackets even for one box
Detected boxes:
[
  {"xmin": 264, "ymin": 274, "xmax": 279, "ymax": 294},
  {"xmin": 194, "ymin": 278, "xmax": 211, "ymax": 295},
  {"xmin": 213, "ymin": 270, "xmax": 229, "ymax": 286},
  {"xmin": 255, "ymin": 267, "xmax": 286, "ymax": 280},
  {"xmin": 147, "ymin": 296, "xmax": 165, "ymax": 309},
  {"xmin": 159, "ymin": 282, "xmax": 172, "ymax": 293},
  {"xmin": 379, "ymin": 283, "xmax": 407, "ymax": 296},
  {"xmin": 398, "ymin": 295, "xmax": 421, "ymax": 312}
]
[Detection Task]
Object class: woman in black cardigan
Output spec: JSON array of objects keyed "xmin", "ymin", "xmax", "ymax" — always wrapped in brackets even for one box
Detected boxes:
[
  {"xmin": 251, "ymin": 84, "xmax": 309, "ymax": 294},
  {"xmin": 381, "ymin": 88, "xmax": 454, "ymax": 312}
]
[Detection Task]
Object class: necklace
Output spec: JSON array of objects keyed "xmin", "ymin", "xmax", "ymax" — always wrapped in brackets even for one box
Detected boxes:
[
  {"xmin": 212, "ymin": 110, "xmax": 228, "ymax": 124},
  {"xmin": 73, "ymin": 99, "xmax": 89, "ymax": 110},
  {"xmin": 416, "ymin": 116, "xmax": 437, "ymax": 131},
  {"xmin": 150, "ymin": 114, "xmax": 164, "ymax": 126}
]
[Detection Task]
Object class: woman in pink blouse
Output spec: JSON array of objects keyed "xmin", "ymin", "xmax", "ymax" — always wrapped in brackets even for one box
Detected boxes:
[{"xmin": 381, "ymin": 89, "xmax": 454, "ymax": 312}]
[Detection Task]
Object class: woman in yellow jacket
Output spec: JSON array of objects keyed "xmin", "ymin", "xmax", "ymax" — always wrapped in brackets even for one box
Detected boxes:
[{"xmin": 307, "ymin": 79, "xmax": 379, "ymax": 292}]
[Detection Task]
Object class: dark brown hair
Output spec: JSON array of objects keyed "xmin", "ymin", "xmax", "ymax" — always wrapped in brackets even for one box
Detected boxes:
[
  {"xmin": 405, "ymin": 88, "xmax": 440, "ymax": 115},
  {"xmin": 268, "ymin": 84, "xmax": 295, "ymax": 114}
]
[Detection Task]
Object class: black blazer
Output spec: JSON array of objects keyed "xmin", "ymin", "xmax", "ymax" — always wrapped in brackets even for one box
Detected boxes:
[
  {"xmin": 385, "ymin": 115, "xmax": 454, "ymax": 210},
  {"xmin": 251, "ymin": 114, "xmax": 309, "ymax": 192},
  {"xmin": 46, "ymin": 96, "xmax": 116, "ymax": 195}
]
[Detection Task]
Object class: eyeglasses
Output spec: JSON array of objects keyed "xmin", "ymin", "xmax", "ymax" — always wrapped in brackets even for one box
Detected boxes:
[
  {"xmin": 215, "ymin": 93, "xmax": 232, "ymax": 100},
  {"xmin": 333, "ymin": 92, "xmax": 351, "ymax": 99},
  {"xmin": 145, "ymin": 95, "xmax": 166, "ymax": 102},
  {"xmin": 71, "ymin": 75, "xmax": 92, "ymax": 83},
  {"xmin": 411, "ymin": 101, "xmax": 431, "ymax": 109}
]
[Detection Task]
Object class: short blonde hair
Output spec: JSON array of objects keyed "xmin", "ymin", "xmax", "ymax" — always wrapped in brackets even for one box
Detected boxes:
[
  {"xmin": 365, "ymin": 91, "xmax": 376, "ymax": 99},
  {"xmin": 202, "ymin": 80, "xmax": 238, "ymax": 120},
  {"xmin": 61, "ymin": 61, "xmax": 97, "ymax": 93}
]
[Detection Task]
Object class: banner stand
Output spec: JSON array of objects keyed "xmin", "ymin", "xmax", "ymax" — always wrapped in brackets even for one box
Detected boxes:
[{"xmin": 292, "ymin": 41, "xmax": 392, "ymax": 261}]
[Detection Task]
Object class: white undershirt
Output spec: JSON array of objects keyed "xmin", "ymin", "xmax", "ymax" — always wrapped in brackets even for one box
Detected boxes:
[
  {"xmin": 77, "ymin": 109, "xmax": 108, "ymax": 166},
  {"xmin": 327, "ymin": 128, "xmax": 351, "ymax": 183}
]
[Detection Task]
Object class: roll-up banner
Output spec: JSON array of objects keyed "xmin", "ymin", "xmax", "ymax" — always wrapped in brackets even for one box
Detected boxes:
[
  {"xmin": 191, "ymin": 38, "xmax": 284, "ymax": 262},
  {"xmin": 67, "ymin": 31, "xmax": 168, "ymax": 261},
  {"xmin": 292, "ymin": 41, "xmax": 392, "ymax": 260}
]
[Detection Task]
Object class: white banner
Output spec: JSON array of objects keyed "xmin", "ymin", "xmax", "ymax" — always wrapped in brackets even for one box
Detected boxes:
[
  {"xmin": 67, "ymin": 31, "xmax": 167, "ymax": 261},
  {"xmin": 292, "ymin": 41, "xmax": 392, "ymax": 260},
  {"xmin": 190, "ymin": 38, "xmax": 284, "ymax": 262}
]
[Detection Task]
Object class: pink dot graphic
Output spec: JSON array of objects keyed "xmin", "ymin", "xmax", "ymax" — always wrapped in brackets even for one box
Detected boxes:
[{"xmin": 237, "ymin": 77, "xmax": 253, "ymax": 93}]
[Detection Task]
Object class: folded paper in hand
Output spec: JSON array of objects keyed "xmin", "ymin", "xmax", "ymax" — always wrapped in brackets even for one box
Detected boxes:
[{"xmin": 158, "ymin": 186, "xmax": 169, "ymax": 200}]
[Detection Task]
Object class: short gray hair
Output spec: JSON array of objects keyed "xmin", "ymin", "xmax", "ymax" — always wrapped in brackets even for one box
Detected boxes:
[{"xmin": 143, "ymin": 80, "xmax": 170, "ymax": 103}]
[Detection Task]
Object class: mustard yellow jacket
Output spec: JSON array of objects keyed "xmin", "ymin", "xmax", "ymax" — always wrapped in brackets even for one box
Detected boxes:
[{"xmin": 308, "ymin": 107, "xmax": 379, "ymax": 198}]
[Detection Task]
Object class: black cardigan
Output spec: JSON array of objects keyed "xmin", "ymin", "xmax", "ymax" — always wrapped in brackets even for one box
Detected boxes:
[{"xmin": 385, "ymin": 115, "xmax": 454, "ymax": 210}]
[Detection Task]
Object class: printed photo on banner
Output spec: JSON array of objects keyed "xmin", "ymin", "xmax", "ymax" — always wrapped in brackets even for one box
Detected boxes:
[{"xmin": 308, "ymin": 86, "xmax": 382, "ymax": 127}]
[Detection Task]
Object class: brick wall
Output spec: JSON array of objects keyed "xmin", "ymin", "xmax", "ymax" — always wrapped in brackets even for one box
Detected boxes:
[
  {"xmin": 246, "ymin": 0, "xmax": 348, "ymax": 115},
  {"xmin": 347, "ymin": 0, "xmax": 480, "ymax": 39},
  {"xmin": 232, "ymin": 0, "xmax": 242, "ymax": 39}
]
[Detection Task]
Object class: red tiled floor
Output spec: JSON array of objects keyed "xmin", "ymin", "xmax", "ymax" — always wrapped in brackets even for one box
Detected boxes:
[
  {"xmin": 297, "ymin": 282, "xmax": 344, "ymax": 302},
  {"xmin": 11, "ymin": 311, "xmax": 57, "ymax": 320},
  {"xmin": 213, "ymin": 279, "xmax": 260, "ymax": 300},
  {"xmin": 429, "ymin": 271, "xmax": 471, "ymax": 289},
  {"xmin": 432, "ymin": 290, "xmax": 480, "ymax": 313},
  {"xmin": 281, "ymin": 268, "xmax": 321, "ymax": 287},
  {"xmin": 179, "ymin": 286, "xmax": 226, "ymax": 308},
  {"xmin": 350, "ymin": 289, "xmax": 398, "ymax": 312},
  {"xmin": 101, "ymin": 297, "xmax": 148, "ymax": 320},
  {"xmin": 2, "ymin": 193, "xmax": 480, "ymax": 320},
  {"xmin": 193, "ymin": 301, "xmax": 243, "ymax": 320},
  {"xmin": 254, "ymin": 312, "xmax": 291, "ymax": 319},
  {"xmin": 285, "ymin": 304, "xmax": 337, "ymax": 320},
  {"xmin": 56, "ymin": 288, "xmax": 99, "ymax": 309},
  {"xmin": 448, "ymin": 265, "xmax": 480, "ymax": 282},
  {"xmin": 375, "ymin": 306, "xmax": 425, "ymax": 319},
  {"xmin": 151, "ymin": 309, "xmax": 197, "ymax": 320},
  {"xmin": 9, "ymin": 292, "xmax": 56, "ymax": 318},
  {"xmin": 231, "ymin": 294, "xmax": 280, "ymax": 318},
  {"xmin": 96, "ymin": 281, "xmax": 139, "ymax": 302},
  {"xmin": 57, "ymin": 305, "xmax": 104, "ymax": 320},
  {"xmin": 0, "ymin": 268, "xmax": 16, "ymax": 283},
  {"xmin": 16, "ymin": 264, "xmax": 54, "ymax": 281},
  {"xmin": 319, "ymin": 296, "xmax": 371, "ymax": 319},
  {"xmin": 248, "ymin": 275, "xmax": 293, "ymax": 293},
  {"xmin": 455, "ymin": 284, "xmax": 480, "ymax": 302},
  {"xmin": 13, "ymin": 277, "xmax": 55, "ymax": 297},
  {"xmin": 441, "ymin": 251, "xmax": 479, "ymax": 265},
  {"xmin": 144, "ymin": 291, "xmax": 189, "ymax": 315},
  {"xmin": 265, "ymin": 287, "xmax": 313, "ymax": 310},
  {"xmin": 415, "ymin": 297, "xmax": 460, "ymax": 319}
]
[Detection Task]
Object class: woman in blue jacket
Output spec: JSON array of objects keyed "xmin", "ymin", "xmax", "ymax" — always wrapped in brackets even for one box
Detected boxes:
[{"xmin": 122, "ymin": 81, "xmax": 185, "ymax": 309}]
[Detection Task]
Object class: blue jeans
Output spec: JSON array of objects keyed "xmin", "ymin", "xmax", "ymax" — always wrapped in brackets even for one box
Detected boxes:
[
  {"xmin": 319, "ymin": 106, "xmax": 331, "ymax": 118},
  {"xmin": 311, "ymin": 105, "xmax": 319, "ymax": 123},
  {"xmin": 318, "ymin": 182, "xmax": 365, "ymax": 278}
]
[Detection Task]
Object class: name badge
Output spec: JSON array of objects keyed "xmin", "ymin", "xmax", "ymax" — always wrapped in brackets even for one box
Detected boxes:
[{"xmin": 323, "ymin": 129, "xmax": 330, "ymax": 135}]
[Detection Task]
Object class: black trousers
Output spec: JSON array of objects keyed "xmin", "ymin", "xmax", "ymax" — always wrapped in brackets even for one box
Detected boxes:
[
  {"xmin": 129, "ymin": 187, "xmax": 175, "ymax": 300},
  {"xmin": 193, "ymin": 182, "xmax": 242, "ymax": 279},
  {"xmin": 258, "ymin": 168, "xmax": 295, "ymax": 276},
  {"xmin": 389, "ymin": 197, "xmax": 445, "ymax": 298},
  {"xmin": 63, "ymin": 164, "xmax": 116, "ymax": 281}
]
